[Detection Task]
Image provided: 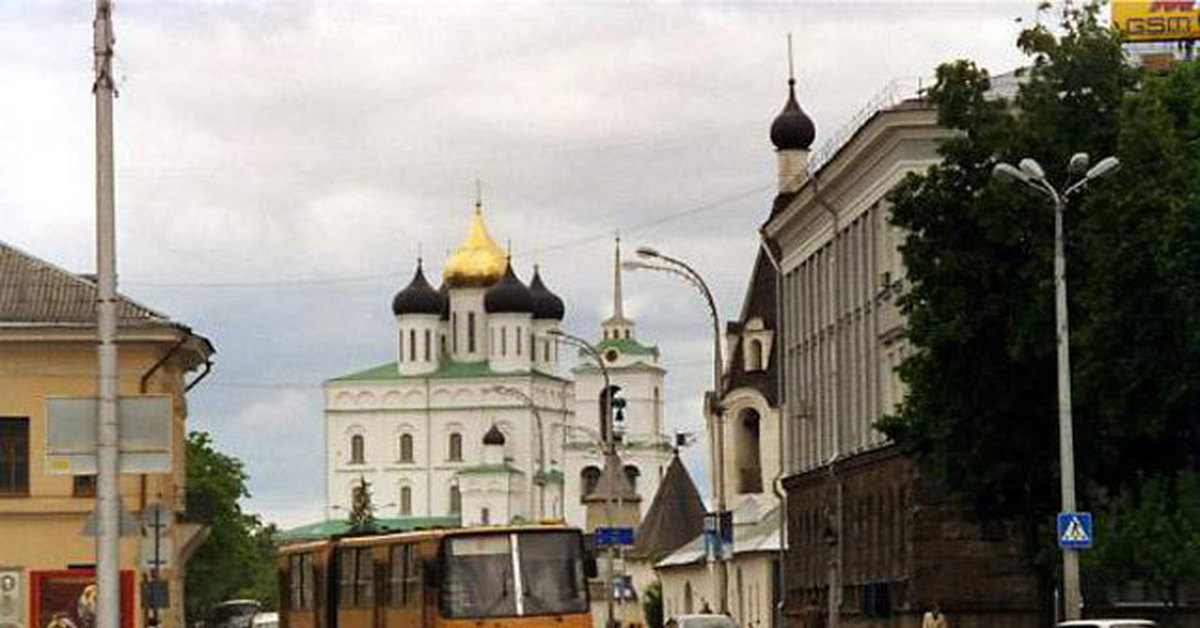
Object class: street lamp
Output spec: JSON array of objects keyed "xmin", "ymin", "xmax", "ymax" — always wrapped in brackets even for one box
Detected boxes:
[
  {"xmin": 488, "ymin": 385, "xmax": 548, "ymax": 520},
  {"xmin": 992, "ymin": 152, "xmax": 1119, "ymax": 622},
  {"xmin": 625, "ymin": 247, "xmax": 730, "ymax": 615},
  {"xmin": 547, "ymin": 328, "xmax": 619, "ymax": 628}
]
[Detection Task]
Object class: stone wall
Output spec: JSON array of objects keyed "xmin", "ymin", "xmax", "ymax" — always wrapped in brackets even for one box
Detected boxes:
[{"xmin": 781, "ymin": 446, "xmax": 1041, "ymax": 628}]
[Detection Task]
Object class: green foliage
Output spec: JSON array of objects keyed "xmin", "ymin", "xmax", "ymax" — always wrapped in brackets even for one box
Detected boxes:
[
  {"xmin": 879, "ymin": 0, "xmax": 1200, "ymax": 587},
  {"xmin": 346, "ymin": 476, "xmax": 377, "ymax": 533},
  {"xmin": 643, "ymin": 581, "xmax": 664, "ymax": 628},
  {"xmin": 185, "ymin": 431, "xmax": 278, "ymax": 621},
  {"xmin": 1085, "ymin": 474, "xmax": 1200, "ymax": 605}
]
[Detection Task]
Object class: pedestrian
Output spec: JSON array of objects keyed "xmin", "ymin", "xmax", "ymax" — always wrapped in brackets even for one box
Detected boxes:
[{"xmin": 922, "ymin": 603, "xmax": 947, "ymax": 628}]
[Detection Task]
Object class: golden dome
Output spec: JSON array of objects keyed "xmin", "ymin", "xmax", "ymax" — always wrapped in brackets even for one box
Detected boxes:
[{"xmin": 443, "ymin": 205, "xmax": 507, "ymax": 288}]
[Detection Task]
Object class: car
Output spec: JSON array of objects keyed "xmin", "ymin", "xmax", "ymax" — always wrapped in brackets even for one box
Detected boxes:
[
  {"xmin": 250, "ymin": 612, "xmax": 278, "ymax": 628},
  {"xmin": 208, "ymin": 600, "xmax": 262, "ymax": 628},
  {"xmin": 1057, "ymin": 620, "xmax": 1157, "ymax": 628},
  {"xmin": 665, "ymin": 614, "xmax": 738, "ymax": 628}
]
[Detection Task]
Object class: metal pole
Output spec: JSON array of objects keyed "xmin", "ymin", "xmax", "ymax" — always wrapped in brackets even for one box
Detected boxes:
[
  {"xmin": 552, "ymin": 331, "xmax": 616, "ymax": 627},
  {"xmin": 636, "ymin": 252, "xmax": 729, "ymax": 614},
  {"xmin": 1054, "ymin": 191, "xmax": 1082, "ymax": 621},
  {"xmin": 93, "ymin": 5, "xmax": 121, "ymax": 628}
]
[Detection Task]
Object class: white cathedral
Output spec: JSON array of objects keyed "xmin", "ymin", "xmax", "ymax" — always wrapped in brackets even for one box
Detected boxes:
[{"xmin": 323, "ymin": 202, "xmax": 673, "ymax": 529}]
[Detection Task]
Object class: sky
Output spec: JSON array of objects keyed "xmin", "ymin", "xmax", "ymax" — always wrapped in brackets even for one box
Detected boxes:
[{"xmin": 0, "ymin": 0, "xmax": 1040, "ymax": 528}]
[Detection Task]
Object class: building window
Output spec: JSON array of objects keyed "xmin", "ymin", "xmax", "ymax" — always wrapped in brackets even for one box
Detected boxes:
[
  {"xmin": 409, "ymin": 329, "xmax": 416, "ymax": 362},
  {"xmin": 501, "ymin": 326, "xmax": 507, "ymax": 356},
  {"xmin": 398, "ymin": 330, "xmax": 404, "ymax": 363},
  {"xmin": 73, "ymin": 475, "xmax": 97, "ymax": 497},
  {"xmin": 449, "ymin": 484, "xmax": 461, "ymax": 514},
  {"xmin": 468, "ymin": 312, "xmax": 476, "ymax": 353},
  {"xmin": 399, "ymin": 434, "xmax": 414, "ymax": 463},
  {"xmin": 350, "ymin": 434, "xmax": 365, "ymax": 464},
  {"xmin": 1, "ymin": 418, "xmax": 31, "ymax": 495},
  {"xmin": 452, "ymin": 312, "xmax": 458, "ymax": 353},
  {"xmin": 400, "ymin": 486, "xmax": 412, "ymax": 515},
  {"xmin": 623, "ymin": 465, "xmax": 640, "ymax": 494},
  {"xmin": 746, "ymin": 338, "xmax": 764, "ymax": 371},
  {"xmin": 515, "ymin": 326, "xmax": 521, "ymax": 356},
  {"xmin": 481, "ymin": 508, "xmax": 490, "ymax": 524},
  {"xmin": 448, "ymin": 432, "xmax": 463, "ymax": 462},
  {"xmin": 529, "ymin": 332, "xmax": 534, "ymax": 359},
  {"xmin": 581, "ymin": 466, "xmax": 601, "ymax": 501},
  {"xmin": 544, "ymin": 340, "xmax": 550, "ymax": 362},
  {"xmin": 737, "ymin": 408, "xmax": 763, "ymax": 494},
  {"xmin": 424, "ymin": 329, "xmax": 431, "ymax": 361}
]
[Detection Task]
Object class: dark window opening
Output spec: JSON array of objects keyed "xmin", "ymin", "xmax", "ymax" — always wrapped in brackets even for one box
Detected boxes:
[
  {"xmin": 449, "ymin": 432, "xmax": 463, "ymax": 462},
  {"xmin": 580, "ymin": 466, "xmax": 601, "ymax": 501},
  {"xmin": 350, "ymin": 434, "xmax": 365, "ymax": 464}
]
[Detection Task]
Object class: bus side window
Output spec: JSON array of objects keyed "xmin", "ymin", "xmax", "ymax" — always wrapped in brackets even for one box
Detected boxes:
[{"xmin": 388, "ymin": 545, "xmax": 406, "ymax": 607}]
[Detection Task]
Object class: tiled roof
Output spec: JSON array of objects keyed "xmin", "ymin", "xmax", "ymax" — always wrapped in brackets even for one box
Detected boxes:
[
  {"xmin": 0, "ymin": 240, "xmax": 169, "ymax": 325},
  {"xmin": 630, "ymin": 454, "xmax": 705, "ymax": 561}
]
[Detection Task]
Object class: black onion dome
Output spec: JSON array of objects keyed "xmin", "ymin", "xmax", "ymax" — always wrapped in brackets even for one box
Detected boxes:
[
  {"xmin": 392, "ymin": 261, "xmax": 446, "ymax": 316},
  {"xmin": 528, "ymin": 266, "xmax": 565, "ymax": 321},
  {"xmin": 483, "ymin": 261, "xmax": 533, "ymax": 314},
  {"xmin": 483, "ymin": 424, "xmax": 506, "ymax": 446},
  {"xmin": 770, "ymin": 79, "xmax": 816, "ymax": 151},
  {"xmin": 437, "ymin": 282, "xmax": 450, "ymax": 320}
]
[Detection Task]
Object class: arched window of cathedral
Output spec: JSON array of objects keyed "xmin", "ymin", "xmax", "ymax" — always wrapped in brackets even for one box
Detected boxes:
[
  {"xmin": 544, "ymin": 340, "xmax": 550, "ymax": 362},
  {"xmin": 448, "ymin": 432, "xmax": 463, "ymax": 462},
  {"xmin": 501, "ymin": 326, "xmax": 507, "ymax": 356},
  {"xmin": 449, "ymin": 484, "xmax": 461, "ymax": 514},
  {"xmin": 350, "ymin": 434, "xmax": 365, "ymax": 465},
  {"xmin": 441, "ymin": 334, "xmax": 447, "ymax": 357},
  {"xmin": 580, "ymin": 466, "xmax": 601, "ymax": 501},
  {"xmin": 746, "ymin": 338, "xmax": 764, "ymax": 371},
  {"xmin": 736, "ymin": 408, "xmax": 763, "ymax": 493},
  {"xmin": 515, "ymin": 326, "xmax": 521, "ymax": 356},
  {"xmin": 654, "ymin": 387, "xmax": 661, "ymax": 429},
  {"xmin": 452, "ymin": 312, "xmax": 458, "ymax": 353},
  {"xmin": 400, "ymin": 485, "xmax": 412, "ymax": 515},
  {"xmin": 481, "ymin": 508, "xmax": 490, "ymax": 524},
  {"xmin": 623, "ymin": 465, "xmax": 640, "ymax": 494},
  {"xmin": 409, "ymin": 329, "xmax": 416, "ymax": 362},
  {"xmin": 624, "ymin": 329, "xmax": 630, "ymax": 339},
  {"xmin": 399, "ymin": 434, "xmax": 414, "ymax": 463},
  {"xmin": 468, "ymin": 312, "xmax": 476, "ymax": 353},
  {"xmin": 684, "ymin": 582, "xmax": 693, "ymax": 614},
  {"xmin": 398, "ymin": 330, "xmax": 404, "ymax": 363},
  {"xmin": 424, "ymin": 329, "xmax": 431, "ymax": 361}
]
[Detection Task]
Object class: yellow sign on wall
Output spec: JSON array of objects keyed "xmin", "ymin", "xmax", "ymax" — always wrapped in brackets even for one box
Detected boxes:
[{"xmin": 1113, "ymin": 0, "xmax": 1200, "ymax": 41}]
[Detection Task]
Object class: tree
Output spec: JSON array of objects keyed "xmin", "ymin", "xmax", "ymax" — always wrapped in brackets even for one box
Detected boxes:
[
  {"xmin": 643, "ymin": 581, "xmax": 664, "ymax": 628},
  {"xmin": 346, "ymin": 475, "xmax": 378, "ymax": 534},
  {"xmin": 185, "ymin": 431, "xmax": 278, "ymax": 621},
  {"xmin": 878, "ymin": 0, "xmax": 1200, "ymax": 599}
]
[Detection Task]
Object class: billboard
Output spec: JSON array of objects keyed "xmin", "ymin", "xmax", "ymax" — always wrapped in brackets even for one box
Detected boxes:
[
  {"xmin": 28, "ymin": 571, "xmax": 134, "ymax": 628},
  {"xmin": 1113, "ymin": 1, "xmax": 1200, "ymax": 42}
]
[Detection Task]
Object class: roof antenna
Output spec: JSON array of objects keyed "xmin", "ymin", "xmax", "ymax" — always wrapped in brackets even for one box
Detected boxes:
[
  {"xmin": 417, "ymin": 242, "xmax": 423, "ymax": 267},
  {"xmin": 475, "ymin": 178, "xmax": 483, "ymax": 213}
]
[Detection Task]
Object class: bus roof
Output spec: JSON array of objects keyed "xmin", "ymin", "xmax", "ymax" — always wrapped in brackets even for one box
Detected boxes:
[{"xmin": 336, "ymin": 523, "xmax": 578, "ymax": 548}]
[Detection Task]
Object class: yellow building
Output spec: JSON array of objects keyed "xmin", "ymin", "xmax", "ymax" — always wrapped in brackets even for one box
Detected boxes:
[{"xmin": 0, "ymin": 241, "xmax": 214, "ymax": 628}]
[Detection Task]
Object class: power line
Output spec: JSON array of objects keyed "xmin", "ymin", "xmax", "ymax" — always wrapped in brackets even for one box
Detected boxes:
[{"xmin": 122, "ymin": 182, "xmax": 771, "ymax": 289}]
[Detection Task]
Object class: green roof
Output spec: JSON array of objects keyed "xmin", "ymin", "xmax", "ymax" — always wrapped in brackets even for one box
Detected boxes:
[
  {"xmin": 276, "ymin": 515, "xmax": 461, "ymax": 543},
  {"xmin": 593, "ymin": 338, "xmax": 658, "ymax": 357},
  {"xmin": 457, "ymin": 463, "xmax": 524, "ymax": 476},
  {"xmin": 534, "ymin": 469, "xmax": 565, "ymax": 484},
  {"xmin": 330, "ymin": 360, "xmax": 567, "ymax": 383}
]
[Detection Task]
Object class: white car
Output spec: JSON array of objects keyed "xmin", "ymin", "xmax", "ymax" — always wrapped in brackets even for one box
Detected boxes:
[
  {"xmin": 665, "ymin": 614, "xmax": 737, "ymax": 628},
  {"xmin": 1057, "ymin": 620, "xmax": 1157, "ymax": 628}
]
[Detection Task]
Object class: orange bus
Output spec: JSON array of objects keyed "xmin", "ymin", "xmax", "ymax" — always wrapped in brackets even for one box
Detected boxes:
[{"xmin": 278, "ymin": 525, "xmax": 595, "ymax": 628}]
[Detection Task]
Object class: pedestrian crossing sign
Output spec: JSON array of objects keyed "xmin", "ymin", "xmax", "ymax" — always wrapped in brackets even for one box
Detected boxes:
[{"xmin": 1057, "ymin": 512, "xmax": 1093, "ymax": 548}]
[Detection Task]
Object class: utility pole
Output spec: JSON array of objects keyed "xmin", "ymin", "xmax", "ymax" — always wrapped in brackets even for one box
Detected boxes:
[{"xmin": 93, "ymin": 4, "xmax": 121, "ymax": 628}]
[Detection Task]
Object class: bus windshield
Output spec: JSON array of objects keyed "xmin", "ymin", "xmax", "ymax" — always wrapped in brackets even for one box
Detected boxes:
[{"xmin": 440, "ymin": 530, "xmax": 588, "ymax": 619}]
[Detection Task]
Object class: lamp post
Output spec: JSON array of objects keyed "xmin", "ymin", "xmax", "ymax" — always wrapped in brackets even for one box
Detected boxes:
[
  {"xmin": 548, "ymin": 328, "xmax": 618, "ymax": 628},
  {"xmin": 624, "ymin": 248, "xmax": 729, "ymax": 615},
  {"xmin": 993, "ymin": 152, "xmax": 1119, "ymax": 622},
  {"xmin": 488, "ymin": 385, "xmax": 547, "ymax": 520}
]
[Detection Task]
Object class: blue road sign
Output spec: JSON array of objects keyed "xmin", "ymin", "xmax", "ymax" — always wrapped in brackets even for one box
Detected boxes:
[
  {"xmin": 595, "ymin": 526, "xmax": 635, "ymax": 547},
  {"xmin": 1057, "ymin": 512, "xmax": 1093, "ymax": 549}
]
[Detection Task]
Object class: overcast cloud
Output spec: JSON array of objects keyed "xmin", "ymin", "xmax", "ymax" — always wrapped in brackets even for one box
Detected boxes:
[{"xmin": 1, "ymin": 0, "xmax": 1038, "ymax": 527}]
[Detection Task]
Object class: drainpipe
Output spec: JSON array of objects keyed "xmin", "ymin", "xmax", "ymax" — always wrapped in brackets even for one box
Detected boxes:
[{"xmin": 758, "ymin": 232, "xmax": 789, "ymax": 625}]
